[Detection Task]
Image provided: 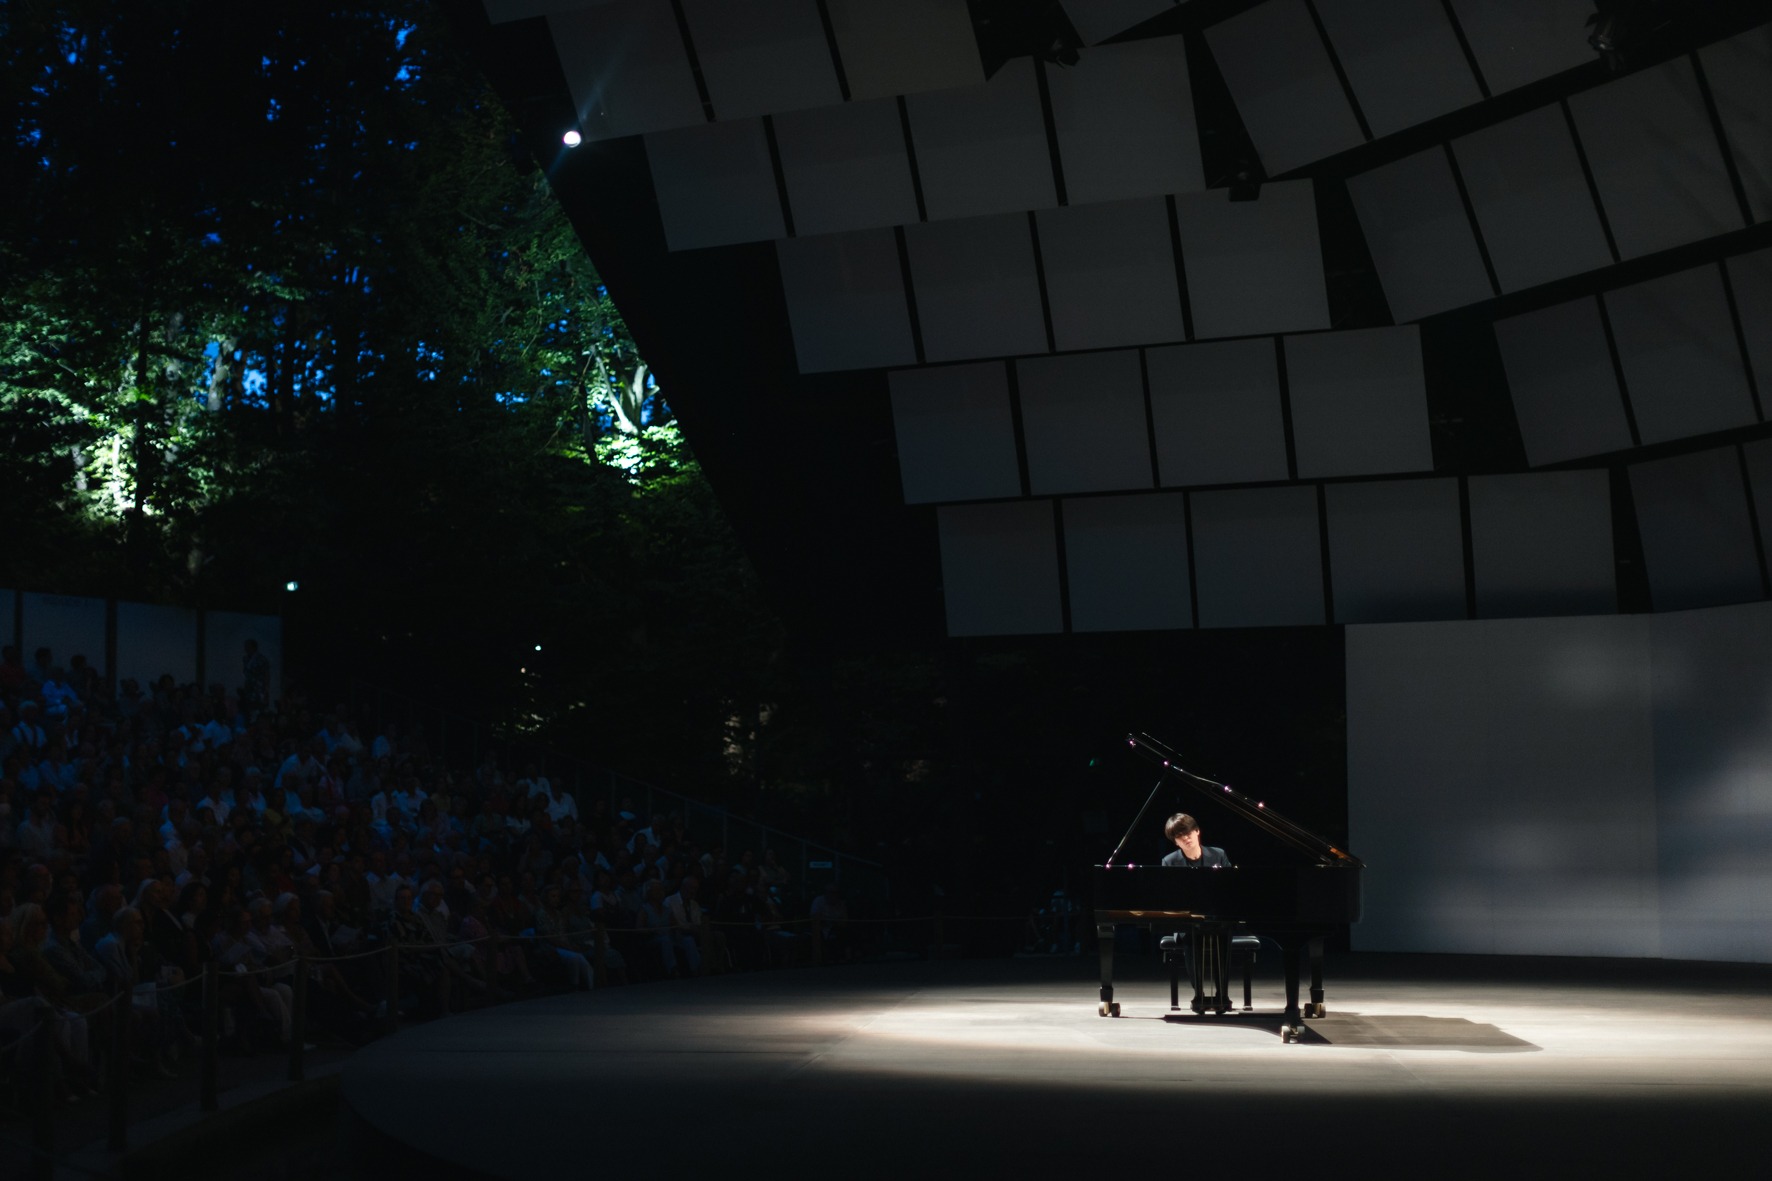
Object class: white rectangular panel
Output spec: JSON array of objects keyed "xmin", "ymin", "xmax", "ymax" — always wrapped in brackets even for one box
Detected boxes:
[
  {"xmin": 1063, "ymin": 493, "xmax": 1193, "ymax": 632},
  {"xmin": 1190, "ymin": 484, "xmax": 1324, "ymax": 627},
  {"xmin": 1205, "ymin": 0, "xmax": 1365, "ymax": 175},
  {"xmin": 1347, "ymin": 614, "xmax": 1660, "ymax": 957},
  {"xmin": 115, "ymin": 601, "xmax": 197, "ymax": 691},
  {"xmin": 1724, "ymin": 244, "xmax": 1772, "ymax": 396},
  {"xmin": 825, "ymin": 0, "xmax": 983, "ymax": 101},
  {"xmin": 645, "ymin": 119, "xmax": 785, "ymax": 250},
  {"xmin": 906, "ymin": 59, "xmax": 1056, "ymax": 221},
  {"xmin": 1284, "ymin": 326, "xmax": 1432, "ymax": 479},
  {"xmin": 1327, "ymin": 479, "xmax": 1466, "ymax": 623},
  {"xmin": 938, "ymin": 500, "xmax": 1064, "ymax": 636},
  {"xmin": 1016, "ymin": 351, "xmax": 1153, "ymax": 495},
  {"xmin": 905, "ymin": 215, "xmax": 1048, "ymax": 363},
  {"xmin": 1568, "ymin": 58, "xmax": 1742, "ymax": 260},
  {"xmin": 775, "ymin": 229, "xmax": 917, "ymax": 372},
  {"xmin": 1468, "ymin": 470, "xmax": 1615, "ymax": 617},
  {"xmin": 680, "ymin": 0, "xmax": 839, "ymax": 119},
  {"xmin": 1174, "ymin": 180, "xmax": 1329, "ymax": 339},
  {"xmin": 889, "ymin": 362, "xmax": 1022, "ymax": 504},
  {"xmin": 1314, "ymin": 0, "xmax": 1482, "ymax": 137},
  {"xmin": 21, "ymin": 591, "xmax": 106, "ymax": 678},
  {"xmin": 1035, "ymin": 198, "xmax": 1185, "ymax": 352},
  {"xmin": 204, "ymin": 611, "xmax": 283, "ymax": 701},
  {"xmin": 774, "ymin": 99, "xmax": 919, "ymax": 236},
  {"xmin": 1446, "ymin": 0, "xmax": 1599, "ymax": 95},
  {"xmin": 1147, "ymin": 338, "xmax": 1289, "ymax": 487},
  {"xmin": 1494, "ymin": 297, "xmax": 1633, "ymax": 466},
  {"xmin": 1062, "ymin": 0, "xmax": 1178, "ymax": 45},
  {"xmin": 1652, "ymin": 601, "xmax": 1772, "ymax": 963},
  {"xmin": 1347, "ymin": 146, "xmax": 1494, "ymax": 321},
  {"xmin": 1047, "ymin": 36, "xmax": 1203, "ymax": 206},
  {"xmin": 1630, "ymin": 448, "xmax": 1762, "ymax": 612},
  {"xmin": 1700, "ymin": 23, "xmax": 1772, "ymax": 223},
  {"xmin": 551, "ymin": 2, "xmax": 706, "ymax": 140},
  {"xmin": 1453, "ymin": 104, "xmax": 1613, "ymax": 293},
  {"xmin": 1606, "ymin": 264, "xmax": 1755, "ymax": 446},
  {"xmin": 1746, "ymin": 439, "xmax": 1772, "ymax": 563}
]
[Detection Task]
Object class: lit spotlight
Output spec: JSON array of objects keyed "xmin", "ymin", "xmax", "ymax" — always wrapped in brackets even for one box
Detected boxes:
[
  {"xmin": 534, "ymin": 644, "xmax": 543, "ymax": 652},
  {"xmin": 562, "ymin": 129, "xmax": 582, "ymax": 147},
  {"xmin": 284, "ymin": 580, "xmax": 299, "ymax": 593}
]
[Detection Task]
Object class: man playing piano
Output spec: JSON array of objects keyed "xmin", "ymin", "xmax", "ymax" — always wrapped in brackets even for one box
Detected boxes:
[{"xmin": 1160, "ymin": 813, "xmax": 1229, "ymax": 868}]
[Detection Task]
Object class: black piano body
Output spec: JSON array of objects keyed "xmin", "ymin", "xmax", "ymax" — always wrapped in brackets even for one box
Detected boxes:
[{"xmin": 1093, "ymin": 733, "xmax": 1364, "ymax": 1042}]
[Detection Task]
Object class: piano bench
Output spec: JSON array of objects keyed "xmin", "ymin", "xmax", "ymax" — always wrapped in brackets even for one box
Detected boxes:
[{"xmin": 1160, "ymin": 933, "xmax": 1260, "ymax": 1012}]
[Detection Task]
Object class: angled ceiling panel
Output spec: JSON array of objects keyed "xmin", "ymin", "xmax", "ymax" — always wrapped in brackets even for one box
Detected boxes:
[
  {"xmin": 904, "ymin": 214, "xmax": 1049, "ymax": 363},
  {"xmin": 775, "ymin": 229, "xmax": 917, "ymax": 372},
  {"xmin": 938, "ymin": 500, "xmax": 1064, "ymax": 636},
  {"xmin": 1190, "ymin": 484, "xmax": 1326, "ymax": 627},
  {"xmin": 1725, "ymin": 245, "xmax": 1772, "ymax": 397},
  {"xmin": 1325, "ymin": 478, "xmax": 1467, "ymax": 623},
  {"xmin": 1742, "ymin": 437, "xmax": 1772, "ymax": 563},
  {"xmin": 1700, "ymin": 23, "xmax": 1772, "ymax": 223},
  {"xmin": 1568, "ymin": 57, "xmax": 1743, "ymax": 260},
  {"xmin": 1630, "ymin": 448, "xmax": 1763, "ymax": 611},
  {"xmin": 1016, "ymin": 350, "xmax": 1153, "ymax": 495},
  {"xmin": 773, "ymin": 98, "xmax": 920, "ymax": 236},
  {"xmin": 1046, "ymin": 36, "xmax": 1203, "ymax": 206},
  {"xmin": 1062, "ymin": 493, "xmax": 1193, "ymax": 633},
  {"xmin": 825, "ymin": 0, "xmax": 983, "ymax": 101},
  {"xmin": 1605, "ymin": 264, "xmax": 1756, "ymax": 446},
  {"xmin": 1452, "ymin": 103, "xmax": 1613, "ymax": 293},
  {"xmin": 1036, "ymin": 198, "xmax": 1186, "ymax": 352},
  {"xmin": 1205, "ymin": 0, "xmax": 1366, "ymax": 176},
  {"xmin": 905, "ymin": 59, "xmax": 1057, "ymax": 221},
  {"xmin": 1446, "ymin": 0, "xmax": 1599, "ymax": 96},
  {"xmin": 1347, "ymin": 145, "xmax": 1495, "ymax": 321},
  {"xmin": 550, "ymin": 1, "xmax": 705, "ymax": 140},
  {"xmin": 1147, "ymin": 338, "xmax": 1289, "ymax": 487},
  {"xmin": 1284, "ymin": 326, "xmax": 1433, "ymax": 479},
  {"xmin": 645, "ymin": 118, "xmax": 785, "ymax": 249},
  {"xmin": 1061, "ymin": 0, "xmax": 1181, "ymax": 46},
  {"xmin": 1493, "ymin": 297, "xmax": 1633, "ymax": 467},
  {"xmin": 1174, "ymin": 180, "xmax": 1329, "ymax": 339},
  {"xmin": 680, "ymin": 0, "xmax": 841, "ymax": 120},
  {"xmin": 1468, "ymin": 470, "xmax": 1615, "ymax": 618},
  {"xmin": 889, "ymin": 362, "xmax": 1022, "ymax": 505},
  {"xmin": 1313, "ymin": 0, "xmax": 1483, "ymax": 137}
]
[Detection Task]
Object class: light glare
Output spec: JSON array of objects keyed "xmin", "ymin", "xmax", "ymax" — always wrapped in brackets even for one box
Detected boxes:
[{"xmin": 562, "ymin": 129, "xmax": 582, "ymax": 147}]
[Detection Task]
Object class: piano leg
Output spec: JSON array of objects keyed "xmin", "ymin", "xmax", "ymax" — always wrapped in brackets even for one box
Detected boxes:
[
  {"xmin": 1280, "ymin": 940, "xmax": 1303, "ymax": 1043},
  {"xmin": 1306, "ymin": 937, "xmax": 1326, "ymax": 1019},
  {"xmin": 1096, "ymin": 923, "xmax": 1120, "ymax": 1016}
]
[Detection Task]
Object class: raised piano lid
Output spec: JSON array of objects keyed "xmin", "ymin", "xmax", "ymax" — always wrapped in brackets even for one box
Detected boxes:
[{"xmin": 1122, "ymin": 731, "xmax": 1363, "ymax": 869}]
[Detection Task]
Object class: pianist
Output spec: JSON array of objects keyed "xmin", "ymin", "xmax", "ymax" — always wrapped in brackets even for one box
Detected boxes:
[{"xmin": 1160, "ymin": 813, "xmax": 1229, "ymax": 868}]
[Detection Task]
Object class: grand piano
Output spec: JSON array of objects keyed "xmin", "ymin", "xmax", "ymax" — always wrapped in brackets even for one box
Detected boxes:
[{"xmin": 1093, "ymin": 732, "xmax": 1363, "ymax": 1042}]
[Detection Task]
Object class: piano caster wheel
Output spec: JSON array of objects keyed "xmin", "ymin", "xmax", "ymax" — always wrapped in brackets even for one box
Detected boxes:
[
  {"xmin": 1306, "ymin": 1003, "xmax": 1325, "ymax": 1018},
  {"xmin": 1281, "ymin": 1025, "xmax": 1300, "ymax": 1044},
  {"xmin": 1098, "ymin": 1002, "xmax": 1121, "ymax": 1017}
]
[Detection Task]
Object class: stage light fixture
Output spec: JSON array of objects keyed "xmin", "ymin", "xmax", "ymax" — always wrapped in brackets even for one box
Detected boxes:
[
  {"xmin": 563, "ymin": 129, "xmax": 582, "ymax": 148},
  {"xmin": 284, "ymin": 580, "xmax": 299, "ymax": 592}
]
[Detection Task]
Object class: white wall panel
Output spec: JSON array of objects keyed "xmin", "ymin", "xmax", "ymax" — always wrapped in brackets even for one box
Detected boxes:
[
  {"xmin": 1630, "ymin": 448, "xmax": 1762, "ymax": 612},
  {"xmin": 1205, "ymin": 0, "xmax": 1365, "ymax": 175},
  {"xmin": 1446, "ymin": 0, "xmax": 1598, "ymax": 95},
  {"xmin": 1700, "ymin": 23, "xmax": 1772, "ymax": 223},
  {"xmin": 1047, "ymin": 36, "xmax": 1203, "ymax": 206},
  {"xmin": 680, "ymin": 0, "xmax": 839, "ymax": 119},
  {"xmin": 1453, "ymin": 104, "xmax": 1613, "ymax": 293},
  {"xmin": 204, "ymin": 612, "xmax": 282, "ymax": 700},
  {"xmin": 1036, "ymin": 199, "xmax": 1185, "ymax": 352},
  {"xmin": 889, "ymin": 362, "xmax": 1022, "ymax": 504},
  {"xmin": 1606, "ymin": 264, "xmax": 1755, "ymax": 446},
  {"xmin": 1147, "ymin": 338, "xmax": 1289, "ymax": 487},
  {"xmin": 21, "ymin": 592, "xmax": 106, "ymax": 678},
  {"xmin": 1061, "ymin": 0, "xmax": 1178, "ymax": 45},
  {"xmin": 551, "ymin": 2, "xmax": 705, "ymax": 140},
  {"xmin": 906, "ymin": 59, "xmax": 1056, "ymax": 221},
  {"xmin": 825, "ymin": 0, "xmax": 982, "ymax": 101},
  {"xmin": 1724, "ymin": 245, "xmax": 1772, "ymax": 397},
  {"xmin": 1190, "ymin": 485, "xmax": 1324, "ymax": 627},
  {"xmin": 1284, "ymin": 327, "xmax": 1432, "ymax": 479},
  {"xmin": 774, "ymin": 99, "xmax": 919, "ymax": 236},
  {"xmin": 776, "ymin": 230, "xmax": 917, "ymax": 372},
  {"xmin": 1016, "ymin": 351, "xmax": 1153, "ymax": 495},
  {"xmin": 1348, "ymin": 146, "xmax": 1494, "ymax": 322},
  {"xmin": 1568, "ymin": 58, "xmax": 1742, "ymax": 260},
  {"xmin": 1494, "ymin": 297, "xmax": 1633, "ymax": 466},
  {"xmin": 115, "ymin": 602, "xmax": 197, "ymax": 691},
  {"xmin": 938, "ymin": 500, "xmax": 1064, "ymax": 636},
  {"xmin": 1174, "ymin": 180, "xmax": 1329, "ymax": 339},
  {"xmin": 1314, "ymin": 0, "xmax": 1482, "ymax": 137},
  {"xmin": 905, "ymin": 214, "xmax": 1049, "ymax": 363},
  {"xmin": 1327, "ymin": 479, "xmax": 1466, "ymax": 624},
  {"xmin": 1468, "ymin": 471, "xmax": 1615, "ymax": 617},
  {"xmin": 645, "ymin": 119, "xmax": 785, "ymax": 250},
  {"xmin": 1062, "ymin": 494, "xmax": 1193, "ymax": 632}
]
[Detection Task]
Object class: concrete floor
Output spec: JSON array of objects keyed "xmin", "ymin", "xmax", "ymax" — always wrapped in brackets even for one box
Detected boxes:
[{"xmin": 340, "ymin": 954, "xmax": 1772, "ymax": 1180}]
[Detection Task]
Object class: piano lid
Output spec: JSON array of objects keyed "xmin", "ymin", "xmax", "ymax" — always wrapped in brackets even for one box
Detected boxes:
[{"xmin": 1126, "ymin": 732, "xmax": 1363, "ymax": 868}]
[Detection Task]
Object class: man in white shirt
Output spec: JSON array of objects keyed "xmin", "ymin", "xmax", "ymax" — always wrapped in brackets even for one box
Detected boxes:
[{"xmin": 544, "ymin": 784, "xmax": 579, "ymax": 824}]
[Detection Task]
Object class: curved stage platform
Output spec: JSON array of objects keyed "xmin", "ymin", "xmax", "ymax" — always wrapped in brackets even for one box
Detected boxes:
[{"xmin": 342, "ymin": 956, "xmax": 1772, "ymax": 1178}]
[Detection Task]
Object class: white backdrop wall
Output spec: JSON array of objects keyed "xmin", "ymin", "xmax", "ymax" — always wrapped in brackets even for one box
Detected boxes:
[
  {"xmin": 1348, "ymin": 601, "xmax": 1772, "ymax": 962},
  {"xmin": 114, "ymin": 602, "xmax": 199, "ymax": 690}
]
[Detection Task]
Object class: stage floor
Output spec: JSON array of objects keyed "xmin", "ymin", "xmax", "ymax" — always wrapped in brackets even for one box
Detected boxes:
[{"xmin": 341, "ymin": 954, "xmax": 1772, "ymax": 1179}]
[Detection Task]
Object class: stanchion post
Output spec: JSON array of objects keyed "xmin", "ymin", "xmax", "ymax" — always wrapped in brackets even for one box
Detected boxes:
[
  {"xmin": 384, "ymin": 943, "xmax": 400, "ymax": 1036},
  {"xmin": 31, "ymin": 1018, "xmax": 54, "ymax": 1181},
  {"xmin": 288, "ymin": 957, "xmax": 308, "ymax": 1082},
  {"xmin": 201, "ymin": 960, "xmax": 219, "ymax": 1112},
  {"xmin": 108, "ymin": 985, "xmax": 129, "ymax": 1152}
]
